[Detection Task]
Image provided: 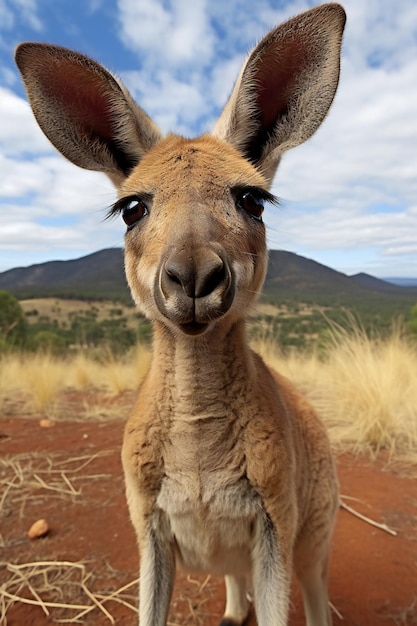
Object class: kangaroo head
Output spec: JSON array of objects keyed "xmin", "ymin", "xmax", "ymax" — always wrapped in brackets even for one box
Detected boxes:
[{"xmin": 15, "ymin": 4, "xmax": 345, "ymax": 337}]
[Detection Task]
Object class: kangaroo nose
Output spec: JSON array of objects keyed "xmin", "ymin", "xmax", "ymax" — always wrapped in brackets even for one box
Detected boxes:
[
  {"xmin": 164, "ymin": 249, "xmax": 226, "ymax": 299},
  {"xmin": 155, "ymin": 246, "xmax": 235, "ymax": 330}
]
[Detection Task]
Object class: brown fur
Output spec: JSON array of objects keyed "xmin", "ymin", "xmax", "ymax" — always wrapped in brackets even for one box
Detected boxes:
[{"xmin": 15, "ymin": 5, "xmax": 346, "ymax": 625}]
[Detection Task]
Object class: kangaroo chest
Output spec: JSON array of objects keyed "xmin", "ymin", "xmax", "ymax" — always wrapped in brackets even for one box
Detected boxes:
[{"xmin": 156, "ymin": 415, "xmax": 261, "ymax": 574}]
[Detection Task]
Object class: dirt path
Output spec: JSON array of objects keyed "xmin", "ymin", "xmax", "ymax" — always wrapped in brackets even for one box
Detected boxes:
[{"xmin": 1, "ymin": 414, "xmax": 416, "ymax": 625}]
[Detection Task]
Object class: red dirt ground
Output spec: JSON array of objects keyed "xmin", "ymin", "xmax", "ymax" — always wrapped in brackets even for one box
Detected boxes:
[{"xmin": 1, "ymin": 402, "xmax": 416, "ymax": 625}]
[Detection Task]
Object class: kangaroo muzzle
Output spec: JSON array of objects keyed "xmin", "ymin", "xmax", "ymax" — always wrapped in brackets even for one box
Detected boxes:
[{"xmin": 155, "ymin": 245, "xmax": 235, "ymax": 335}]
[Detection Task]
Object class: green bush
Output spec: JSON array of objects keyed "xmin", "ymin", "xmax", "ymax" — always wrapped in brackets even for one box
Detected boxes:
[
  {"xmin": 0, "ymin": 290, "xmax": 27, "ymax": 350},
  {"xmin": 32, "ymin": 330, "xmax": 67, "ymax": 353},
  {"xmin": 408, "ymin": 303, "xmax": 417, "ymax": 334}
]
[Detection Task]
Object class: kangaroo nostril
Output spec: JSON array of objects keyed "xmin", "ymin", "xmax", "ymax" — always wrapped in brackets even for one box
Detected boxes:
[
  {"xmin": 164, "ymin": 257, "xmax": 194, "ymax": 297},
  {"xmin": 165, "ymin": 267, "xmax": 182, "ymax": 286},
  {"xmin": 195, "ymin": 257, "xmax": 225, "ymax": 298}
]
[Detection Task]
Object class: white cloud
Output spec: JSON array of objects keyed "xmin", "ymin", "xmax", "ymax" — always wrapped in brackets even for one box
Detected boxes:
[
  {"xmin": 209, "ymin": 54, "xmax": 245, "ymax": 109},
  {"xmin": 342, "ymin": 0, "xmax": 417, "ymax": 70},
  {"xmin": 271, "ymin": 204, "xmax": 417, "ymax": 252},
  {"xmin": 117, "ymin": 0, "xmax": 215, "ymax": 67},
  {"xmin": 0, "ymin": 0, "xmax": 42, "ymax": 33},
  {"xmin": 121, "ymin": 69, "xmax": 207, "ymax": 135},
  {"xmin": 0, "ymin": 174, "xmax": 122, "ymax": 257},
  {"xmin": 0, "ymin": 88, "xmax": 52, "ymax": 156},
  {"xmin": 0, "ymin": 67, "xmax": 17, "ymax": 86},
  {"xmin": 1, "ymin": 155, "xmax": 116, "ymax": 220}
]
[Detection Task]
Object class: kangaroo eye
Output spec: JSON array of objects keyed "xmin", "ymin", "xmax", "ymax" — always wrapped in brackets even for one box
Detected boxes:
[
  {"xmin": 117, "ymin": 196, "xmax": 149, "ymax": 229},
  {"xmin": 236, "ymin": 191, "xmax": 264, "ymax": 221}
]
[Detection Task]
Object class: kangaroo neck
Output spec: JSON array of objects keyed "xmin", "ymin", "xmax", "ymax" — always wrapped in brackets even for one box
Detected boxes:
[{"xmin": 148, "ymin": 319, "xmax": 256, "ymax": 418}]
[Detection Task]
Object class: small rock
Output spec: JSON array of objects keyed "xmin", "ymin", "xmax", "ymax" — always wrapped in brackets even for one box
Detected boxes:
[
  {"xmin": 39, "ymin": 419, "xmax": 55, "ymax": 428},
  {"xmin": 28, "ymin": 518, "xmax": 49, "ymax": 539}
]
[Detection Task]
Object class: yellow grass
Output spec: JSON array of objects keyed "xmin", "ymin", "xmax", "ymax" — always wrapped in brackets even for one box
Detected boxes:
[
  {"xmin": 255, "ymin": 324, "xmax": 417, "ymax": 465},
  {"xmin": 0, "ymin": 343, "xmax": 151, "ymax": 416},
  {"xmin": 67, "ymin": 352, "xmax": 99, "ymax": 390},
  {"xmin": 95, "ymin": 345, "xmax": 151, "ymax": 395},
  {"xmin": 23, "ymin": 353, "xmax": 67, "ymax": 415},
  {"xmin": 65, "ymin": 344, "xmax": 151, "ymax": 395},
  {"xmin": 0, "ymin": 352, "xmax": 64, "ymax": 415},
  {"xmin": 0, "ymin": 327, "xmax": 416, "ymax": 464}
]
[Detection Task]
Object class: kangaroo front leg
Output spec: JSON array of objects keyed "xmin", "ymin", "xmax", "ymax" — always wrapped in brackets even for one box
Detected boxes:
[
  {"xmin": 252, "ymin": 514, "xmax": 292, "ymax": 626},
  {"xmin": 298, "ymin": 557, "xmax": 333, "ymax": 626},
  {"xmin": 220, "ymin": 575, "xmax": 250, "ymax": 626},
  {"xmin": 138, "ymin": 526, "xmax": 175, "ymax": 626}
]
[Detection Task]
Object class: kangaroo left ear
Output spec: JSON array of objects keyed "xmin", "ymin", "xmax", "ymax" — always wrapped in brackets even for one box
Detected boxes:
[
  {"xmin": 15, "ymin": 43, "xmax": 163, "ymax": 188},
  {"xmin": 212, "ymin": 3, "xmax": 346, "ymax": 185}
]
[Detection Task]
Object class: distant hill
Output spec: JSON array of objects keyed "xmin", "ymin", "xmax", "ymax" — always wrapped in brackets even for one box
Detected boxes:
[
  {"xmin": 265, "ymin": 251, "xmax": 417, "ymax": 302},
  {"xmin": 266, "ymin": 250, "xmax": 357, "ymax": 298},
  {"xmin": 349, "ymin": 272, "xmax": 408, "ymax": 293},
  {"xmin": 1, "ymin": 248, "xmax": 416, "ymax": 307},
  {"xmin": 0, "ymin": 248, "xmax": 128, "ymax": 302}
]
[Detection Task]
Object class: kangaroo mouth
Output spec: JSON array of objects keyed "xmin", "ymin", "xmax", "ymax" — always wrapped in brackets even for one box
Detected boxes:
[{"xmin": 179, "ymin": 321, "xmax": 209, "ymax": 336}]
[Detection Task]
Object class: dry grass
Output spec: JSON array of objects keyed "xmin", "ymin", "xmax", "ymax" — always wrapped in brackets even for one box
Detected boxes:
[
  {"xmin": 23, "ymin": 353, "xmax": 67, "ymax": 415},
  {"xmin": 0, "ymin": 560, "xmax": 138, "ymax": 624},
  {"xmin": 67, "ymin": 352, "xmax": 103, "ymax": 390},
  {"xmin": 1, "ymin": 326, "xmax": 416, "ymax": 464},
  {"xmin": 0, "ymin": 451, "xmax": 133, "ymax": 623},
  {"xmin": 0, "ymin": 449, "xmax": 136, "ymax": 624},
  {"xmin": 0, "ymin": 343, "xmax": 150, "ymax": 416},
  {"xmin": 64, "ymin": 347, "xmax": 151, "ymax": 395},
  {"xmin": 0, "ymin": 451, "xmax": 113, "ymax": 521},
  {"xmin": 0, "ymin": 561, "xmax": 221, "ymax": 625},
  {"xmin": 0, "ymin": 352, "xmax": 68, "ymax": 416},
  {"xmin": 94, "ymin": 345, "xmax": 151, "ymax": 396},
  {"xmin": 255, "ymin": 324, "xmax": 417, "ymax": 466},
  {"xmin": 168, "ymin": 575, "xmax": 217, "ymax": 626},
  {"xmin": 380, "ymin": 598, "xmax": 417, "ymax": 625}
]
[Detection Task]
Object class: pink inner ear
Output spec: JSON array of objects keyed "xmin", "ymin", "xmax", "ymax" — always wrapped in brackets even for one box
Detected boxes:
[
  {"xmin": 253, "ymin": 37, "xmax": 315, "ymax": 132},
  {"xmin": 42, "ymin": 60, "xmax": 116, "ymax": 142}
]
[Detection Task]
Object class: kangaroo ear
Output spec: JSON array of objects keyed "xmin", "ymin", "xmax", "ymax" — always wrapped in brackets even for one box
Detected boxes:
[
  {"xmin": 213, "ymin": 3, "xmax": 346, "ymax": 185},
  {"xmin": 15, "ymin": 43, "xmax": 162, "ymax": 187}
]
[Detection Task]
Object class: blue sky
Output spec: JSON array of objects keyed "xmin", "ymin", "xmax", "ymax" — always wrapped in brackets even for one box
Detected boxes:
[{"xmin": 1, "ymin": 0, "xmax": 417, "ymax": 278}]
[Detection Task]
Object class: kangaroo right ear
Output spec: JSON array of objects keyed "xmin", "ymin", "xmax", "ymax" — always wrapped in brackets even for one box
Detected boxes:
[
  {"xmin": 15, "ymin": 43, "xmax": 162, "ymax": 187},
  {"xmin": 213, "ymin": 3, "xmax": 346, "ymax": 185}
]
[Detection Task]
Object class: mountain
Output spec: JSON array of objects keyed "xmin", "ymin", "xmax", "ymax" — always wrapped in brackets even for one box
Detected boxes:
[
  {"xmin": 349, "ymin": 272, "xmax": 408, "ymax": 293},
  {"xmin": 265, "ymin": 251, "xmax": 417, "ymax": 302},
  {"xmin": 266, "ymin": 250, "xmax": 357, "ymax": 297},
  {"xmin": 1, "ymin": 248, "xmax": 416, "ymax": 305},
  {"xmin": 0, "ymin": 248, "xmax": 128, "ymax": 301}
]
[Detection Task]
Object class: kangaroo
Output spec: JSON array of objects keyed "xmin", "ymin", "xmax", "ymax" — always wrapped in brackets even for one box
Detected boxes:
[{"xmin": 15, "ymin": 4, "xmax": 346, "ymax": 625}]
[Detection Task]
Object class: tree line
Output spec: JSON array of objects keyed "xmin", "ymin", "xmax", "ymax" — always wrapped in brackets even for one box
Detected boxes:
[
  {"xmin": 1, "ymin": 289, "xmax": 416, "ymax": 354},
  {"xmin": 0, "ymin": 290, "xmax": 151, "ymax": 354}
]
